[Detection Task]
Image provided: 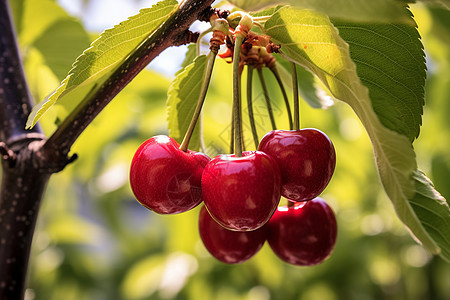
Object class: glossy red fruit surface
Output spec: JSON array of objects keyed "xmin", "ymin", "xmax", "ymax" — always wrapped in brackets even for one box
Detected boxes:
[
  {"xmin": 258, "ymin": 129, "xmax": 336, "ymax": 201},
  {"xmin": 130, "ymin": 135, "xmax": 210, "ymax": 214},
  {"xmin": 267, "ymin": 198, "xmax": 337, "ymax": 266},
  {"xmin": 198, "ymin": 206, "xmax": 266, "ymax": 264},
  {"xmin": 201, "ymin": 151, "xmax": 281, "ymax": 231}
]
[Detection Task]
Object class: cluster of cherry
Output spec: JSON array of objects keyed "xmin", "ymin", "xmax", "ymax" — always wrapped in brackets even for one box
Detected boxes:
[{"xmin": 129, "ymin": 128, "xmax": 337, "ymax": 266}]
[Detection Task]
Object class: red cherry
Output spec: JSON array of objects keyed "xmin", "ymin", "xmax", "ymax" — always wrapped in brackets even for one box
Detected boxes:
[
  {"xmin": 201, "ymin": 151, "xmax": 281, "ymax": 231},
  {"xmin": 129, "ymin": 135, "xmax": 210, "ymax": 214},
  {"xmin": 198, "ymin": 205, "xmax": 266, "ymax": 264},
  {"xmin": 258, "ymin": 129, "xmax": 336, "ymax": 201},
  {"xmin": 267, "ymin": 198, "xmax": 337, "ymax": 266}
]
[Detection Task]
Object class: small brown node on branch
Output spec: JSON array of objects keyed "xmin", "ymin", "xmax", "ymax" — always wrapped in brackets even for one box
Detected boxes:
[
  {"xmin": 35, "ymin": 148, "xmax": 78, "ymax": 174},
  {"xmin": 175, "ymin": 30, "xmax": 200, "ymax": 46},
  {"xmin": 216, "ymin": 9, "xmax": 230, "ymax": 20},
  {"xmin": 198, "ymin": 7, "xmax": 230, "ymax": 22},
  {"xmin": 187, "ymin": 31, "xmax": 200, "ymax": 44}
]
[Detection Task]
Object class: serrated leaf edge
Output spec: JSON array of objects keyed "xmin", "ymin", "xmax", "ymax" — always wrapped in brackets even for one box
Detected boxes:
[
  {"xmin": 264, "ymin": 6, "xmax": 441, "ymax": 255},
  {"xmin": 26, "ymin": 0, "xmax": 178, "ymax": 129}
]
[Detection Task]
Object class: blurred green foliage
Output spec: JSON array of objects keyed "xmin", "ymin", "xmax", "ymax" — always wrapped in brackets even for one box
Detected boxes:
[{"xmin": 5, "ymin": 1, "xmax": 450, "ymax": 299}]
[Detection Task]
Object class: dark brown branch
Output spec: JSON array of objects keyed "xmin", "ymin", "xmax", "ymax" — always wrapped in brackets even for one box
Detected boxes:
[
  {"xmin": 0, "ymin": 1, "xmax": 51, "ymax": 299},
  {"xmin": 0, "ymin": 137, "xmax": 50, "ymax": 300},
  {"xmin": 0, "ymin": 0, "xmax": 41, "ymax": 142},
  {"xmin": 42, "ymin": 0, "xmax": 215, "ymax": 158}
]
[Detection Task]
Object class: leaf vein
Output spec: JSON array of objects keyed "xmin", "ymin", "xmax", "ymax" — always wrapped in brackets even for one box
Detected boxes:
[{"xmin": 336, "ymin": 25, "xmax": 423, "ymax": 66}]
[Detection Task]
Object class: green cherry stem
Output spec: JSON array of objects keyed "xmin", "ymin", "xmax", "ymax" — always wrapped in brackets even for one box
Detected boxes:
[
  {"xmin": 179, "ymin": 50, "xmax": 217, "ymax": 152},
  {"xmin": 290, "ymin": 62, "xmax": 300, "ymax": 130},
  {"xmin": 230, "ymin": 107, "xmax": 235, "ymax": 154},
  {"xmin": 247, "ymin": 64, "xmax": 259, "ymax": 148},
  {"xmin": 257, "ymin": 68, "xmax": 277, "ymax": 131},
  {"xmin": 199, "ymin": 110, "xmax": 206, "ymax": 153},
  {"xmin": 232, "ymin": 35, "xmax": 245, "ymax": 157},
  {"xmin": 270, "ymin": 65, "xmax": 293, "ymax": 130},
  {"xmin": 240, "ymin": 115, "xmax": 246, "ymax": 152},
  {"xmin": 196, "ymin": 27, "xmax": 212, "ymax": 56},
  {"xmin": 252, "ymin": 16, "xmax": 271, "ymax": 22}
]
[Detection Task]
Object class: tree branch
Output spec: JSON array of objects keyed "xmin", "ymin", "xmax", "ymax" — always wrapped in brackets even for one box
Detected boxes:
[
  {"xmin": 0, "ymin": 140, "xmax": 50, "ymax": 300},
  {"xmin": 42, "ymin": 0, "xmax": 215, "ymax": 159},
  {"xmin": 0, "ymin": 0, "xmax": 41, "ymax": 142},
  {"xmin": 0, "ymin": 1, "xmax": 51, "ymax": 299}
]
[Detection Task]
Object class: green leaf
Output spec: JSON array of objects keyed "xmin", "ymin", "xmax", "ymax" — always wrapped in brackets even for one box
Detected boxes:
[
  {"xmin": 296, "ymin": 65, "xmax": 334, "ymax": 109},
  {"xmin": 47, "ymin": 214, "xmax": 105, "ymax": 245},
  {"xmin": 19, "ymin": 0, "xmax": 73, "ymax": 46},
  {"xmin": 410, "ymin": 170, "xmax": 450, "ymax": 261},
  {"xmin": 167, "ymin": 55, "xmax": 207, "ymax": 151},
  {"xmin": 264, "ymin": 6, "xmax": 450, "ymax": 260},
  {"xmin": 180, "ymin": 44, "xmax": 198, "ymax": 70},
  {"xmin": 7, "ymin": 0, "xmax": 24, "ymax": 33},
  {"xmin": 432, "ymin": 155, "xmax": 450, "ymax": 204},
  {"xmin": 420, "ymin": 0, "xmax": 450, "ymax": 10},
  {"xmin": 26, "ymin": 0, "xmax": 178, "ymax": 129},
  {"xmin": 251, "ymin": 5, "xmax": 285, "ymax": 18},
  {"xmin": 16, "ymin": 0, "xmax": 90, "ymax": 81},
  {"xmin": 229, "ymin": 0, "xmax": 414, "ymax": 24},
  {"xmin": 332, "ymin": 18, "xmax": 426, "ymax": 142},
  {"xmin": 32, "ymin": 19, "xmax": 91, "ymax": 81},
  {"xmin": 278, "ymin": 59, "xmax": 335, "ymax": 109}
]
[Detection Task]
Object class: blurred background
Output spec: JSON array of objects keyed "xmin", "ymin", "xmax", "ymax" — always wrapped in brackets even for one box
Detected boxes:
[{"xmin": 4, "ymin": 0, "xmax": 450, "ymax": 299}]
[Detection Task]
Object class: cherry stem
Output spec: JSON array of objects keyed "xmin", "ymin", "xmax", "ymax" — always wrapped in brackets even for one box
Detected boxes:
[
  {"xmin": 230, "ymin": 107, "xmax": 235, "ymax": 154},
  {"xmin": 240, "ymin": 113, "xmax": 246, "ymax": 152},
  {"xmin": 246, "ymin": 65, "xmax": 259, "ymax": 148},
  {"xmin": 270, "ymin": 65, "xmax": 293, "ymax": 130},
  {"xmin": 196, "ymin": 27, "xmax": 212, "ymax": 55},
  {"xmin": 252, "ymin": 16, "xmax": 271, "ymax": 22},
  {"xmin": 199, "ymin": 110, "xmax": 206, "ymax": 152},
  {"xmin": 257, "ymin": 68, "xmax": 277, "ymax": 131},
  {"xmin": 233, "ymin": 35, "xmax": 245, "ymax": 157},
  {"xmin": 179, "ymin": 50, "xmax": 217, "ymax": 152},
  {"xmin": 290, "ymin": 62, "xmax": 300, "ymax": 130}
]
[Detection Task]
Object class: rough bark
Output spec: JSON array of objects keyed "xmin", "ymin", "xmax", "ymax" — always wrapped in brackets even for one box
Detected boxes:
[{"xmin": 0, "ymin": 0, "xmax": 49, "ymax": 298}]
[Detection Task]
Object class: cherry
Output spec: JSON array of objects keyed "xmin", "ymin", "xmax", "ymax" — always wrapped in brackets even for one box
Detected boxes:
[
  {"xmin": 258, "ymin": 129, "xmax": 336, "ymax": 201},
  {"xmin": 267, "ymin": 198, "xmax": 337, "ymax": 266},
  {"xmin": 201, "ymin": 150, "xmax": 281, "ymax": 231},
  {"xmin": 198, "ymin": 205, "xmax": 266, "ymax": 264},
  {"xmin": 129, "ymin": 135, "xmax": 210, "ymax": 214}
]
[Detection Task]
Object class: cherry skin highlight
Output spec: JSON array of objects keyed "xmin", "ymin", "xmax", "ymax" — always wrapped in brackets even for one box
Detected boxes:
[
  {"xmin": 198, "ymin": 205, "xmax": 266, "ymax": 264},
  {"xmin": 130, "ymin": 135, "xmax": 210, "ymax": 214},
  {"xmin": 201, "ymin": 151, "xmax": 281, "ymax": 231},
  {"xmin": 267, "ymin": 198, "xmax": 337, "ymax": 266},
  {"xmin": 258, "ymin": 129, "xmax": 336, "ymax": 201}
]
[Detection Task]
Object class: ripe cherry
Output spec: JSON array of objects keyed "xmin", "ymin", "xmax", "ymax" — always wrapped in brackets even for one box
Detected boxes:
[
  {"xmin": 258, "ymin": 129, "xmax": 336, "ymax": 201},
  {"xmin": 129, "ymin": 135, "xmax": 210, "ymax": 214},
  {"xmin": 201, "ymin": 151, "xmax": 281, "ymax": 231},
  {"xmin": 267, "ymin": 198, "xmax": 337, "ymax": 266},
  {"xmin": 198, "ymin": 205, "xmax": 266, "ymax": 264}
]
